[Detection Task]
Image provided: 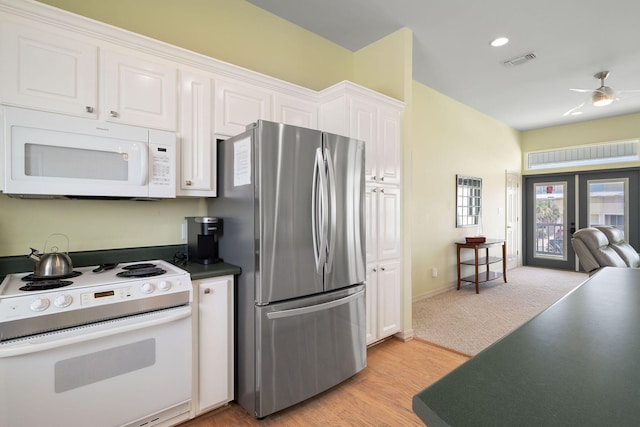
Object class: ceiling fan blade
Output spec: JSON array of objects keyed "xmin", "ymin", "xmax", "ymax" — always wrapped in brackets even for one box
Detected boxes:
[
  {"xmin": 569, "ymin": 88, "xmax": 592, "ymax": 93},
  {"xmin": 562, "ymin": 101, "xmax": 586, "ymax": 117}
]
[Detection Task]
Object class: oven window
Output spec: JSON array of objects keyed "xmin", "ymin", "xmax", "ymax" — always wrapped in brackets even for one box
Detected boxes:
[{"xmin": 55, "ymin": 338, "xmax": 155, "ymax": 393}]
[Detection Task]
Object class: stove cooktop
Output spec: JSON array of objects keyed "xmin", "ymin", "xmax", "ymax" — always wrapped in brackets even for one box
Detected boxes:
[{"xmin": 0, "ymin": 260, "xmax": 185, "ymax": 298}]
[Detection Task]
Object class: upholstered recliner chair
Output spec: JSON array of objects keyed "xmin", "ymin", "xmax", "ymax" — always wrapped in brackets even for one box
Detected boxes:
[{"xmin": 571, "ymin": 226, "xmax": 640, "ymax": 275}]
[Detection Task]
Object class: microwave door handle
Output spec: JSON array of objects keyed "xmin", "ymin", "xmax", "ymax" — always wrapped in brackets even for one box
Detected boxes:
[{"xmin": 132, "ymin": 143, "xmax": 149, "ymax": 185}]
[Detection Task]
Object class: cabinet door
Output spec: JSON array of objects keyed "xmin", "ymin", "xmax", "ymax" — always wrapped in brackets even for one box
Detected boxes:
[
  {"xmin": 377, "ymin": 260, "xmax": 401, "ymax": 339},
  {"xmin": 102, "ymin": 50, "xmax": 177, "ymax": 130},
  {"xmin": 349, "ymin": 97, "xmax": 377, "ymax": 181},
  {"xmin": 273, "ymin": 93, "xmax": 318, "ymax": 129},
  {"xmin": 378, "ymin": 106, "xmax": 401, "ymax": 185},
  {"xmin": 377, "ymin": 186, "xmax": 401, "ymax": 260},
  {"xmin": 196, "ymin": 276, "xmax": 233, "ymax": 414},
  {"xmin": 0, "ymin": 21, "xmax": 97, "ymax": 117},
  {"xmin": 178, "ymin": 70, "xmax": 215, "ymax": 196},
  {"xmin": 365, "ymin": 264, "xmax": 378, "ymax": 345},
  {"xmin": 214, "ymin": 77, "xmax": 272, "ymax": 137},
  {"xmin": 365, "ymin": 185, "xmax": 378, "ymax": 263}
]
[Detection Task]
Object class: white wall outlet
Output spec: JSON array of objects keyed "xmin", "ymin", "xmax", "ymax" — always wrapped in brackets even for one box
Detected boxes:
[
  {"xmin": 431, "ymin": 267, "xmax": 438, "ymax": 278},
  {"xmin": 181, "ymin": 223, "xmax": 187, "ymax": 241}
]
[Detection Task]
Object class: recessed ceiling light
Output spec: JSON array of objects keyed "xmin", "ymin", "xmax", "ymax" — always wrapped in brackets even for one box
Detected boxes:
[{"xmin": 490, "ymin": 37, "xmax": 509, "ymax": 47}]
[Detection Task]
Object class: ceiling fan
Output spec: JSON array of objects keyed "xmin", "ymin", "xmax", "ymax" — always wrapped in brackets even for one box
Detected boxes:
[{"xmin": 562, "ymin": 71, "xmax": 640, "ymax": 117}]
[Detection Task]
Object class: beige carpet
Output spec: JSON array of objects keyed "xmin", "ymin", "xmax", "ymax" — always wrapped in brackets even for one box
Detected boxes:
[{"xmin": 412, "ymin": 266, "xmax": 588, "ymax": 356}]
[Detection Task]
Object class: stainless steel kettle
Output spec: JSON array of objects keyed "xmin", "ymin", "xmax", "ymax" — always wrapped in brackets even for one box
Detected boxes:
[{"xmin": 28, "ymin": 233, "xmax": 73, "ymax": 277}]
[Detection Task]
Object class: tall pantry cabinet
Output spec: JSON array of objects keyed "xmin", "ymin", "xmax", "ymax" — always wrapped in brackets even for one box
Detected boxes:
[{"xmin": 319, "ymin": 82, "xmax": 403, "ymax": 345}]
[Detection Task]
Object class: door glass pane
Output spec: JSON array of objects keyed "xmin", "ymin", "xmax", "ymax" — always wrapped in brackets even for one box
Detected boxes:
[
  {"xmin": 534, "ymin": 182, "xmax": 566, "ymax": 259},
  {"xmin": 587, "ymin": 179, "xmax": 628, "ymax": 236}
]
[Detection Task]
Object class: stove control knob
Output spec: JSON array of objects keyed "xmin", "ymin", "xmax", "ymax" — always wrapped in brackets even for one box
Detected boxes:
[
  {"xmin": 141, "ymin": 283, "xmax": 155, "ymax": 294},
  {"xmin": 30, "ymin": 297, "xmax": 50, "ymax": 312},
  {"xmin": 158, "ymin": 281, "xmax": 171, "ymax": 291},
  {"xmin": 54, "ymin": 294, "xmax": 73, "ymax": 308}
]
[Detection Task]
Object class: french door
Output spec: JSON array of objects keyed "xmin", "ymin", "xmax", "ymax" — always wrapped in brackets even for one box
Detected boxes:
[
  {"xmin": 577, "ymin": 170, "xmax": 639, "ymax": 249},
  {"xmin": 524, "ymin": 168, "xmax": 639, "ymax": 271},
  {"xmin": 524, "ymin": 175, "xmax": 576, "ymax": 269}
]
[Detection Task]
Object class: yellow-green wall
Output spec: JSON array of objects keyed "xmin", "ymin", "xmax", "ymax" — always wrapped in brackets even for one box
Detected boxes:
[
  {"xmin": 35, "ymin": 0, "xmax": 353, "ymax": 91},
  {"xmin": 409, "ymin": 82, "xmax": 521, "ymax": 297}
]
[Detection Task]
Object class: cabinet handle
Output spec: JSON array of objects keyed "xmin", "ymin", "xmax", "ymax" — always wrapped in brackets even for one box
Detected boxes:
[
  {"xmin": 381, "ymin": 267, "xmax": 386, "ymax": 271},
  {"xmin": 380, "ymin": 189, "xmax": 385, "ymax": 193},
  {"xmin": 372, "ymin": 188, "xmax": 377, "ymax": 193},
  {"xmin": 185, "ymin": 180, "xmax": 192, "ymax": 186},
  {"xmin": 372, "ymin": 176, "xmax": 377, "ymax": 181},
  {"xmin": 380, "ymin": 176, "xmax": 385, "ymax": 182},
  {"xmin": 373, "ymin": 268, "xmax": 377, "ymax": 272},
  {"xmin": 203, "ymin": 288, "xmax": 211, "ymax": 294},
  {"xmin": 110, "ymin": 110, "xmax": 119, "ymax": 118},
  {"xmin": 85, "ymin": 106, "xmax": 94, "ymax": 113}
]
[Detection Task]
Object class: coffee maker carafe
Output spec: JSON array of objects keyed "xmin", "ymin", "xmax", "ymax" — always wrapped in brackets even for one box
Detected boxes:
[{"xmin": 185, "ymin": 217, "xmax": 223, "ymax": 264}]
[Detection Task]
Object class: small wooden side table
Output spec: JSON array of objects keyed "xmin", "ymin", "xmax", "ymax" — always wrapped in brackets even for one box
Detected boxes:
[{"xmin": 455, "ymin": 239, "xmax": 507, "ymax": 294}]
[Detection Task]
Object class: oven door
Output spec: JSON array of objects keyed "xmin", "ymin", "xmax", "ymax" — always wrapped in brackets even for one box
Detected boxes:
[{"xmin": 0, "ymin": 306, "xmax": 192, "ymax": 427}]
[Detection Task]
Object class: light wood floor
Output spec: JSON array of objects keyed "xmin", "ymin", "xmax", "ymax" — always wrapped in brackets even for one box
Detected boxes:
[{"xmin": 179, "ymin": 338, "xmax": 469, "ymax": 426}]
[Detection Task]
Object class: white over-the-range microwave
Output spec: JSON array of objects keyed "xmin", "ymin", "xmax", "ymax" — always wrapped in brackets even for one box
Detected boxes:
[{"xmin": 0, "ymin": 106, "xmax": 176, "ymax": 199}]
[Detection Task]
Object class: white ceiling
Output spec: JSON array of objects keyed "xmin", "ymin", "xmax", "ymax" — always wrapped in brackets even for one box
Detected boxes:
[{"xmin": 247, "ymin": 0, "xmax": 640, "ymax": 131}]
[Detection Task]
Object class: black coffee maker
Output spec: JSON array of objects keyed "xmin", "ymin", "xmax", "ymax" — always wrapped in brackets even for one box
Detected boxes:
[{"xmin": 185, "ymin": 217, "xmax": 223, "ymax": 264}]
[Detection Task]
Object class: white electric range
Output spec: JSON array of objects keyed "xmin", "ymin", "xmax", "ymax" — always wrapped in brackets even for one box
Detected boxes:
[{"xmin": 0, "ymin": 259, "xmax": 194, "ymax": 427}]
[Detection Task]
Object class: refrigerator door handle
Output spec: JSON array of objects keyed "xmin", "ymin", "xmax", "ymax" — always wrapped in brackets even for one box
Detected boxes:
[
  {"xmin": 266, "ymin": 290, "xmax": 363, "ymax": 319},
  {"xmin": 324, "ymin": 148, "xmax": 337, "ymax": 273},
  {"xmin": 311, "ymin": 147, "xmax": 328, "ymax": 273}
]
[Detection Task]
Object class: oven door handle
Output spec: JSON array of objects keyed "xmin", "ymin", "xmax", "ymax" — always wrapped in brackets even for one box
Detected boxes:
[{"xmin": 0, "ymin": 306, "xmax": 191, "ymax": 358}]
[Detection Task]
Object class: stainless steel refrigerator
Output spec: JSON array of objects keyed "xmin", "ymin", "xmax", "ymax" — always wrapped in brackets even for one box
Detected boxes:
[{"xmin": 211, "ymin": 120, "xmax": 366, "ymax": 418}]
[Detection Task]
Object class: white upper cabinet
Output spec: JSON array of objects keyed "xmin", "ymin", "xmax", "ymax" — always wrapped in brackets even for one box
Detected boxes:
[
  {"xmin": 349, "ymin": 97, "xmax": 378, "ymax": 181},
  {"xmin": 377, "ymin": 106, "xmax": 401, "ymax": 185},
  {"xmin": 178, "ymin": 69, "xmax": 215, "ymax": 196},
  {"xmin": 273, "ymin": 93, "xmax": 318, "ymax": 129},
  {"xmin": 0, "ymin": 21, "xmax": 177, "ymax": 131},
  {"xmin": 0, "ymin": 21, "xmax": 98, "ymax": 118},
  {"xmin": 319, "ymin": 81, "xmax": 403, "ymax": 185},
  {"xmin": 101, "ymin": 50, "xmax": 177, "ymax": 130},
  {"xmin": 214, "ymin": 77, "xmax": 272, "ymax": 137}
]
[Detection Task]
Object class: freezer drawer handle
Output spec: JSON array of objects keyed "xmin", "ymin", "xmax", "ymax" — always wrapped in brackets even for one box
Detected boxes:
[{"xmin": 266, "ymin": 291, "xmax": 362, "ymax": 320}]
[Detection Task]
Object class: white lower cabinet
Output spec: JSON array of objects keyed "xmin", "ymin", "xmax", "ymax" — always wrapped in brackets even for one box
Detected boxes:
[
  {"xmin": 192, "ymin": 275, "xmax": 234, "ymax": 416},
  {"xmin": 366, "ymin": 260, "xmax": 401, "ymax": 345}
]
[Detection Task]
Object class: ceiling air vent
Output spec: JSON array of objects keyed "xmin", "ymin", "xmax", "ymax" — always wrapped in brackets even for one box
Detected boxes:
[{"xmin": 502, "ymin": 52, "xmax": 536, "ymax": 67}]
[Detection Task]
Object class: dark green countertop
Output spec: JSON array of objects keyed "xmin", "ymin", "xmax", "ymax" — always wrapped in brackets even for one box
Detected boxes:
[
  {"xmin": 413, "ymin": 267, "xmax": 639, "ymax": 426},
  {"xmin": 181, "ymin": 261, "xmax": 241, "ymax": 281},
  {"xmin": 0, "ymin": 244, "xmax": 240, "ymax": 282}
]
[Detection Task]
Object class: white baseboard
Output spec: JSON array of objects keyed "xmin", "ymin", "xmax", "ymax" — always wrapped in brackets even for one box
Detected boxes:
[
  {"xmin": 412, "ymin": 282, "xmax": 457, "ymax": 303},
  {"xmin": 395, "ymin": 329, "xmax": 414, "ymax": 341}
]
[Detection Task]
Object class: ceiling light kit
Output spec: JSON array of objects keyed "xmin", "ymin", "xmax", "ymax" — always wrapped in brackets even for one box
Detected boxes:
[
  {"xmin": 591, "ymin": 71, "xmax": 614, "ymax": 107},
  {"xmin": 563, "ymin": 70, "xmax": 640, "ymax": 117},
  {"xmin": 490, "ymin": 37, "xmax": 509, "ymax": 47}
]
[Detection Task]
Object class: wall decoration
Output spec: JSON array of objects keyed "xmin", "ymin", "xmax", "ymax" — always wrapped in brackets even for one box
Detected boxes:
[{"xmin": 456, "ymin": 175, "xmax": 482, "ymax": 228}]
